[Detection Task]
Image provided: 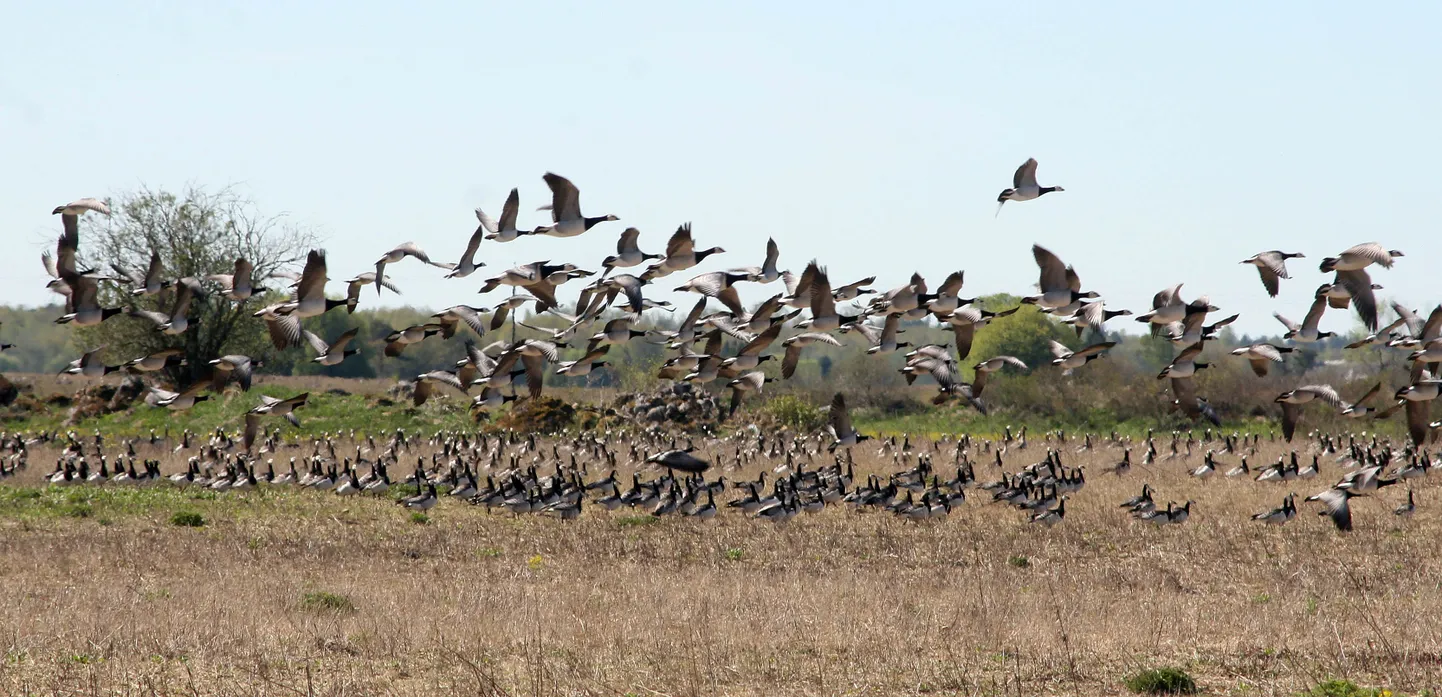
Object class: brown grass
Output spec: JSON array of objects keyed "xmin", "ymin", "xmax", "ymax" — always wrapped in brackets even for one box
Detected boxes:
[{"xmin": 1, "ymin": 434, "xmax": 1437, "ymax": 696}]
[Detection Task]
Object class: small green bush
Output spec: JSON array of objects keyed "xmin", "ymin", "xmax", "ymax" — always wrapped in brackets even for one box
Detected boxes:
[
  {"xmin": 300, "ymin": 591, "xmax": 355, "ymax": 614},
  {"xmin": 764, "ymin": 395, "xmax": 825, "ymax": 431},
  {"xmin": 169, "ymin": 511, "xmax": 205, "ymax": 528},
  {"xmin": 1124, "ymin": 666, "xmax": 1197, "ymax": 694},
  {"xmin": 65, "ymin": 504, "xmax": 93, "ymax": 518},
  {"xmin": 1007, "ymin": 555, "xmax": 1030, "ymax": 568},
  {"xmin": 1306, "ymin": 680, "xmax": 1388, "ymax": 697},
  {"xmin": 724, "ymin": 548, "xmax": 745, "ymax": 561},
  {"xmin": 409, "ymin": 512, "xmax": 429, "ymax": 525},
  {"xmin": 616, "ymin": 515, "xmax": 659, "ymax": 528}
]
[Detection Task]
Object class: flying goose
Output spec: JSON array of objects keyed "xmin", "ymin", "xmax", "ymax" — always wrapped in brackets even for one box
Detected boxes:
[
  {"xmin": 531, "ymin": 172, "xmax": 618, "ymax": 238},
  {"xmin": 412, "ymin": 371, "xmax": 467, "ymax": 406},
  {"xmin": 1306, "ymin": 487, "xmax": 1362, "ymax": 531},
  {"xmin": 443, "ymin": 212, "xmax": 488, "ymax": 278},
  {"xmin": 1339, "ymin": 383, "xmax": 1383, "ymax": 418},
  {"xmin": 644, "ymin": 223, "xmax": 725, "ymax": 279},
  {"xmin": 123, "ymin": 348, "xmax": 185, "ymax": 373},
  {"xmin": 732, "ymin": 238, "xmax": 782, "ymax": 284},
  {"xmin": 1273, "ymin": 291, "xmax": 1334, "ymax": 343},
  {"xmin": 1165, "ymin": 311, "xmax": 1237, "ymax": 347},
  {"xmin": 114, "ymin": 251, "xmax": 172, "ymax": 296},
  {"xmin": 206, "ymin": 258, "xmax": 267, "ymax": 301},
  {"xmin": 375, "ymin": 242, "xmax": 450, "ymax": 295},
  {"xmin": 797, "ymin": 261, "xmax": 857, "ymax": 332},
  {"xmin": 827, "ymin": 393, "xmax": 870, "ymax": 451},
  {"xmin": 384, "ymin": 323, "xmax": 444, "ymax": 357},
  {"xmin": 1022, "ymin": 245, "xmax": 1097, "ymax": 310},
  {"xmin": 601, "ymin": 228, "xmax": 661, "ymax": 274},
  {"xmin": 1157, "ymin": 343, "xmax": 1207, "ymax": 380},
  {"xmin": 972, "ymin": 356, "xmax": 1027, "ymax": 397},
  {"xmin": 675, "ymin": 271, "xmax": 751, "ymax": 318},
  {"xmin": 1276, "ymin": 385, "xmax": 1343, "ymax": 442},
  {"xmin": 477, "ymin": 188, "xmax": 527, "ymax": 242},
  {"xmin": 996, "ymin": 158, "xmax": 1063, "ymax": 214},
  {"xmin": 53, "ymin": 197, "xmax": 111, "ymax": 217},
  {"xmin": 1135, "ymin": 285, "xmax": 1216, "ymax": 335},
  {"xmin": 726, "ymin": 370, "xmax": 772, "ymax": 417},
  {"xmin": 430, "ymin": 305, "xmax": 488, "ymax": 339},
  {"xmin": 286, "ymin": 250, "xmax": 351, "ymax": 317},
  {"xmin": 145, "ymin": 381, "xmax": 210, "ymax": 411},
  {"xmin": 1320, "ymin": 270, "xmax": 1382, "ymax": 331},
  {"xmin": 1062, "ymin": 301, "xmax": 1131, "ymax": 337},
  {"xmin": 1240, "ymin": 251, "xmax": 1304, "ymax": 297},
  {"xmin": 54, "ymin": 270, "xmax": 122, "ymax": 327},
  {"xmin": 590, "ymin": 317, "xmax": 648, "ymax": 348},
  {"xmin": 554, "ymin": 346, "xmax": 610, "ymax": 378},
  {"xmin": 250, "ymin": 393, "xmax": 308, "ymax": 426},
  {"xmin": 130, "ymin": 277, "xmax": 204, "ymax": 334},
  {"xmin": 1319, "ymin": 243, "xmax": 1403, "ymax": 272},
  {"xmin": 851, "ymin": 314, "xmax": 909, "ymax": 355},
  {"xmin": 345, "ymin": 272, "xmax": 400, "ymax": 312},
  {"xmin": 1048, "ymin": 340, "xmax": 1115, "ymax": 375},
  {"xmin": 304, "ymin": 328, "xmax": 360, "ymax": 367},
  {"xmin": 60, "ymin": 347, "xmax": 120, "ymax": 378},
  {"xmin": 780, "ymin": 332, "xmax": 843, "ymax": 379},
  {"xmin": 208, "ymin": 354, "xmax": 259, "ymax": 391},
  {"xmin": 1230, "ymin": 343, "xmax": 1293, "ymax": 377},
  {"xmin": 645, "ymin": 445, "xmax": 710, "ymax": 474}
]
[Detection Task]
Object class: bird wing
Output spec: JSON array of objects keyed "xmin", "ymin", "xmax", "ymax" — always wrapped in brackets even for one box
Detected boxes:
[
  {"xmin": 1074, "ymin": 341, "xmax": 1116, "ymax": 358},
  {"xmin": 497, "ymin": 188, "xmax": 520, "ymax": 231},
  {"xmin": 302, "ymin": 330, "xmax": 330, "ymax": 355},
  {"xmin": 782, "ymin": 344, "xmax": 804, "ymax": 379},
  {"xmin": 1341, "ymin": 242, "xmax": 1391, "ymax": 266},
  {"xmin": 665, "ymin": 223, "xmax": 694, "ymax": 258},
  {"xmin": 740, "ymin": 323, "xmax": 783, "ymax": 355},
  {"xmin": 543, "ymin": 172, "xmax": 581, "ymax": 222},
  {"xmin": 1255, "ymin": 264, "xmax": 1280, "ymax": 297},
  {"xmin": 1032, "ymin": 245, "xmax": 1069, "ymax": 293},
  {"xmin": 1048, "ymin": 340, "xmax": 1072, "ymax": 359},
  {"xmin": 1273, "ymin": 312, "xmax": 1300, "ymax": 333},
  {"xmin": 1419, "ymin": 305, "xmax": 1442, "ymax": 342},
  {"xmin": 296, "ymin": 250, "xmax": 328, "ymax": 302},
  {"xmin": 1302, "ymin": 294, "xmax": 1329, "ymax": 331},
  {"xmin": 850, "ymin": 322, "xmax": 881, "ymax": 345},
  {"xmin": 807, "ymin": 263, "xmax": 835, "ymax": 319},
  {"xmin": 57, "ymin": 221, "xmax": 79, "ymax": 277},
  {"xmin": 1013, "ymin": 158, "xmax": 1039, "ymax": 189},
  {"xmin": 828, "ymin": 393, "xmax": 852, "ymax": 436},
  {"xmin": 265, "ymin": 315, "xmax": 303, "ymax": 350},
  {"xmin": 521, "ymin": 354, "xmax": 545, "ymax": 399},
  {"xmin": 1299, "ymin": 384, "xmax": 1344, "ymax": 408},
  {"xmin": 617, "ymin": 227, "xmax": 641, "ymax": 253},
  {"xmin": 1405, "ymin": 399, "xmax": 1430, "ymax": 448},
  {"xmin": 1334, "ymin": 269, "xmax": 1378, "ymax": 331}
]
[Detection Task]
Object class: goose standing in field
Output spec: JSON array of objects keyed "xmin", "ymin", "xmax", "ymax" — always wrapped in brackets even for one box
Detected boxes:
[
  {"xmin": 1022, "ymin": 245, "xmax": 1097, "ymax": 310},
  {"xmin": 1274, "ymin": 291, "xmax": 1334, "ymax": 343},
  {"xmin": 732, "ymin": 238, "xmax": 782, "ymax": 284},
  {"xmin": 113, "ymin": 251, "xmax": 172, "ymax": 297},
  {"xmin": 130, "ymin": 277, "xmax": 204, "ymax": 334},
  {"xmin": 1029, "ymin": 496, "xmax": 1067, "ymax": 526},
  {"xmin": 780, "ymin": 332, "xmax": 843, "ymax": 379},
  {"xmin": 1230, "ymin": 343, "xmax": 1293, "ymax": 377},
  {"xmin": 1395, "ymin": 490, "xmax": 1416, "ymax": 519},
  {"xmin": 1276, "ymin": 385, "xmax": 1344, "ymax": 442},
  {"xmin": 1049, "ymin": 340, "xmax": 1115, "ymax": 375},
  {"xmin": 531, "ymin": 172, "xmax": 619, "ymax": 238},
  {"xmin": 206, "ymin": 258, "xmax": 267, "ymax": 301},
  {"xmin": 123, "ymin": 348, "xmax": 185, "ymax": 373},
  {"xmin": 60, "ymin": 347, "xmax": 120, "ymax": 378},
  {"xmin": 601, "ymin": 228, "xmax": 661, "ymax": 275},
  {"xmin": 1241, "ymin": 251, "xmax": 1305, "ymax": 297},
  {"xmin": 995, "ymin": 158, "xmax": 1063, "ymax": 214},
  {"xmin": 1252, "ymin": 494, "xmax": 1297, "ymax": 525},
  {"xmin": 478, "ymin": 188, "xmax": 528, "ymax": 242},
  {"xmin": 1319, "ymin": 243, "xmax": 1403, "ymax": 272},
  {"xmin": 644, "ymin": 223, "xmax": 725, "ymax": 279},
  {"xmin": 827, "ymin": 393, "xmax": 870, "ymax": 451},
  {"xmin": 345, "ymin": 272, "xmax": 400, "ymax": 312},
  {"xmin": 375, "ymin": 242, "xmax": 451, "ymax": 295}
]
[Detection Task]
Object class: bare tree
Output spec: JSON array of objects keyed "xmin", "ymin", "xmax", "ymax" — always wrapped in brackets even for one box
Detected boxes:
[{"xmin": 74, "ymin": 185, "xmax": 320, "ymax": 384}]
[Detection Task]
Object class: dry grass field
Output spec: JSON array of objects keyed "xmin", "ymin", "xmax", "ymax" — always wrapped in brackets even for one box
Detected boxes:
[{"xmin": 0, "ymin": 431, "xmax": 1438, "ymax": 696}]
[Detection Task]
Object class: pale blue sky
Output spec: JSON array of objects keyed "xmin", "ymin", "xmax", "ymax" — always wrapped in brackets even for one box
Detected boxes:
[{"xmin": 3, "ymin": 2, "xmax": 1437, "ymax": 336}]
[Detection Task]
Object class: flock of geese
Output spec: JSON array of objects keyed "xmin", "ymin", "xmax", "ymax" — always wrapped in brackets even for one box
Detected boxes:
[{"xmin": 7, "ymin": 159, "xmax": 1437, "ymax": 530}]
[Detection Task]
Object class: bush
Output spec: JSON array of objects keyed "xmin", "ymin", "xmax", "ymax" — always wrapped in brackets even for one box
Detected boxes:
[
  {"xmin": 1307, "ymin": 680, "xmax": 1388, "ymax": 697},
  {"xmin": 170, "ymin": 511, "xmax": 205, "ymax": 527},
  {"xmin": 300, "ymin": 591, "xmax": 356, "ymax": 613},
  {"xmin": 1124, "ymin": 666, "xmax": 1197, "ymax": 694},
  {"xmin": 409, "ymin": 512, "xmax": 429, "ymax": 525},
  {"xmin": 616, "ymin": 515, "xmax": 659, "ymax": 528},
  {"xmin": 764, "ymin": 394, "xmax": 826, "ymax": 431},
  {"xmin": 1007, "ymin": 555, "xmax": 1030, "ymax": 568}
]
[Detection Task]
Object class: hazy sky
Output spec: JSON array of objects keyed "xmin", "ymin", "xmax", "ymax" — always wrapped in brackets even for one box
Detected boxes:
[{"xmin": 3, "ymin": 2, "xmax": 1437, "ymax": 336}]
